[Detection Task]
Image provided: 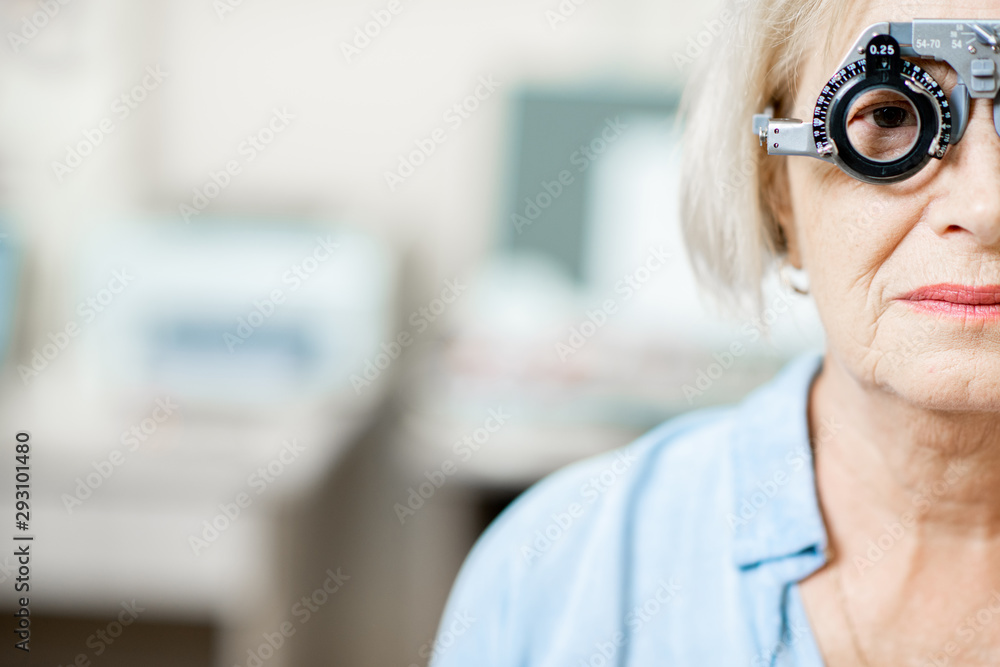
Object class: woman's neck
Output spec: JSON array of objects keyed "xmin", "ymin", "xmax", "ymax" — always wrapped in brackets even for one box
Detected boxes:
[
  {"xmin": 800, "ymin": 350, "xmax": 1000, "ymax": 665},
  {"xmin": 809, "ymin": 349, "xmax": 1000, "ymax": 561}
]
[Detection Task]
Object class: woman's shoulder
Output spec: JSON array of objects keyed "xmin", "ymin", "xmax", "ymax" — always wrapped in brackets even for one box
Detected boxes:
[
  {"xmin": 429, "ymin": 352, "xmax": 825, "ymax": 666},
  {"xmin": 428, "ymin": 402, "xmax": 745, "ymax": 665},
  {"xmin": 481, "ymin": 401, "xmax": 740, "ymax": 572},
  {"xmin": 486, "ymin": 352, "xmax": 824, "ymax": 557}
]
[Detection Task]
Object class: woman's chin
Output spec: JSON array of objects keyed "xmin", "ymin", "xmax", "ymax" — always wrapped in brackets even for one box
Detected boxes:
[{"xmin": 871, "ymin": 348, "xmax": 1000, "ymax": 414}]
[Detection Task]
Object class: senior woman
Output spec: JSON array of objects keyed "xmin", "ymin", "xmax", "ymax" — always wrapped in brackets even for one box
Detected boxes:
[{"xmin": 429, "ymin": 0, "xmax": 1000, "ymax": 664}]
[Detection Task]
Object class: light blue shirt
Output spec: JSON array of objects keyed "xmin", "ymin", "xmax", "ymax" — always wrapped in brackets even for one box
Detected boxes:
[{"xmin": 429, "ymin": 351, "xmax": 833, "ymax": 667}]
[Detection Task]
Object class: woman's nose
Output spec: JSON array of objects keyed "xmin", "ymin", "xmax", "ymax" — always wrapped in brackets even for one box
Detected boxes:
[{"xmin": 930, "ymin": 97, "xmax": 1000, "ymax": 246}]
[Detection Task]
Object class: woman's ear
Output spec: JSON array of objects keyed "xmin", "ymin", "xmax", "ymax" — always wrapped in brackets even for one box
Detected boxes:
[{"xmin": 765, "ymin": 157, "xmax": 802, "ymax": 269}]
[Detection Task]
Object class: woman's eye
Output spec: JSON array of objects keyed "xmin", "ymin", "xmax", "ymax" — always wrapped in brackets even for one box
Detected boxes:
[
  {"xmin": 846, "ymin": 95, "xmax": 920, "ymax": 162},
  {"xmin": 871, "ymin": 105, "xmax": 911, "ymax": 128}
]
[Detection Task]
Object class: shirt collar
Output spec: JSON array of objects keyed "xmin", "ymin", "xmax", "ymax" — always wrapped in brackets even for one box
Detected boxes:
[{"xmin": 729, "ymin": 351, "xmax": 829, "ymax": 569}]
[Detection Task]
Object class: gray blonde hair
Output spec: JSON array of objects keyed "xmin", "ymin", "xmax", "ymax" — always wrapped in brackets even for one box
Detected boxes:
[{"xmin": 678, "ymin": 0, "xmax": 855, "ymax": 318}]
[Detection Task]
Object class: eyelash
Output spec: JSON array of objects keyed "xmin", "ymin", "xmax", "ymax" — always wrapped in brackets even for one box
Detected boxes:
[{"xmin": 850, "ymin": 101, "xmax": 912, "ymax": 120}]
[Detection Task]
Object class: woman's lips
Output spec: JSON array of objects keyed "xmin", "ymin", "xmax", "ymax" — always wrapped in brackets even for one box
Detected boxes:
[{"xmin": 899, "ymin": 284, "xmax": 1000, "ymax": 319}]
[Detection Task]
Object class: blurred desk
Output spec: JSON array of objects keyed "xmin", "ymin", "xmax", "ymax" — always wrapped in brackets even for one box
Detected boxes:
[
  {"xmin": 395, "ymin": 334, "xmax": 788, "ymax": 488},
  {"xmin": 0, "ymin": 222, "xmax": 399, "ymax": 666},
  {"xmin": 0, "ymin": 359, "xmax": 378, "ymax": 623},
  {"xmin": 0, "ymin": 328, "xmax": 388, "ymax": 625}
]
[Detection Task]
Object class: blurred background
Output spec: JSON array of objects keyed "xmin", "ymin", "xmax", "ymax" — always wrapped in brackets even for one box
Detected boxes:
[{"xmin": 0, "ymin": 1, "xmax": 824, "ymax": 665}]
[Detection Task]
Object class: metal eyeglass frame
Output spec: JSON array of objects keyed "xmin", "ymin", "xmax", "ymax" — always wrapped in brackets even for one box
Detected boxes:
[{"xmin": 752, "ymin": 20, "xmax": 1000, "ymax": 183}]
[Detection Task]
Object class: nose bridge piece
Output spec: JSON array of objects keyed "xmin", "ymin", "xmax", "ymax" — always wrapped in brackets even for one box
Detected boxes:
[
  {"xmin": 994, "ymin": 91, "xmax": 1000, "ymax": 138},
  {"xmin": 951, "ymin": 82, "xmax": 970, "ymax": 144},
  {"xmin": 949, "ymin": 83, "xmax": 1000, "ymax": 145}
]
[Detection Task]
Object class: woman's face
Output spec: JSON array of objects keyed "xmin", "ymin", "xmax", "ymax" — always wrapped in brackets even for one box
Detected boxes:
[{"xmin": 784, "ymin": 0, "xmax": 1000, "ymax": 411}]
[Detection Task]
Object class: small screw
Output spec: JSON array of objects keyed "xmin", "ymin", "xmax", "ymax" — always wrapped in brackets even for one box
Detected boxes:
[
  {"xmin": 969, "ymin": 44, "xmax": 978, "ymax": 54},
  {"xmin": 774, "ymin": 128, "xmax": 780, "ymax": 134},
  {"xmin": 773, "ymin": 142, "xmax": 779, "ymax": 148}
]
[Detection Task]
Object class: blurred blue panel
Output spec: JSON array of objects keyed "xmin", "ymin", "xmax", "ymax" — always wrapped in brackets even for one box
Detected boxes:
[
  {"xmin": 74, "ymin": 220, "xmax": 396, "ymax": 407},
  {"xmin": 0, "ymin": 225, "xmax": 20, "ymax": 369}
]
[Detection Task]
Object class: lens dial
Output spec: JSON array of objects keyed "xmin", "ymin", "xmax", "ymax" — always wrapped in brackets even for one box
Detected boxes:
[{"xmin": 812, "ymin": 51, "xmax": 952, "ymax": 182}]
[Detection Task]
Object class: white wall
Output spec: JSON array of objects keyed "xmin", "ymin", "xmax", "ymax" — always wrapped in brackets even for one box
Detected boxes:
[{"xmin": 0, "ymin": 0, "xmax": 728, "ymax": 333}]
